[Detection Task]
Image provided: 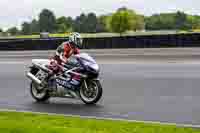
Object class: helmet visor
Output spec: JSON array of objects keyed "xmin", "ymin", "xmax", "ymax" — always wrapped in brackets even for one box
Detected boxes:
[{"xmin": 77, "ymin": 38, "xmax": 83, "ymax": 48}]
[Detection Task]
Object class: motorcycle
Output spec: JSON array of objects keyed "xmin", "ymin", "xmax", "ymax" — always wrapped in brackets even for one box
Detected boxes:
[{"xmin": 26, "ymin": 53, "xmax": 103, "ymax": 104}]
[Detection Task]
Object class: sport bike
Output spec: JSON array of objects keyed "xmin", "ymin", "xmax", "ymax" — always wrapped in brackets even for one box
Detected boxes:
[{"xmin": 26, "ymin": 53, "xmax": 103, "ymax": 104}]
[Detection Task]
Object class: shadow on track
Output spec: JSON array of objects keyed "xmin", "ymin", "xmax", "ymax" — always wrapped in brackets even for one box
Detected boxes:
[{"xmin": 28, "ymin": 99, "xmax": 105, "ymax": 117}]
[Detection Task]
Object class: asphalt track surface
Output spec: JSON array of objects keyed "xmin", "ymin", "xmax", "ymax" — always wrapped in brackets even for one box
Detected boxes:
[{"xmin": 1, "ymin": 48, "xmax": 200, "ymax": 125}]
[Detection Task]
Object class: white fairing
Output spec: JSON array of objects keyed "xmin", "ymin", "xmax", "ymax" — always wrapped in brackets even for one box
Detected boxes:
[
  {"xmin": 32, "ymin": 59, "xmax": 50, "ymax": 67},
  {"xmin": 76, "ymin": 53, "xmax": 96, "ymax": 64},
  {"xmin": 90, "ymin": 63, "xmax": 99, "ymax": 71},
  {"xmin": 31, "ymin": 53, "xmax": 99, "ymax": 72},
  {"xmin": 76, "ymin": 53, "xmax": 99, "ymax": 71}
]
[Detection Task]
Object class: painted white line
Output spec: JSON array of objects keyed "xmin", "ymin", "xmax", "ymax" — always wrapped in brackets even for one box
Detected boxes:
[
  {"xmin": 0, "ymin": 61, "xmax": 26, "ymax": 64},
  {"xmin": 0, "ymin": 55, "xmax": 49, "ymax": 57},
  {"xmin": 98, "ymin": 60, "xmax": 200, "ymax": 65},
  {"xmin": 0, "ymin": 53, "xmax": 200, "ymax": 56},
  {"xmin": 1, "ymin": 60, "xmax": 200, "ymax": 65},
  {"xmin": 0, "ymin": 109, "xmax": 199, "ymax": 128}
]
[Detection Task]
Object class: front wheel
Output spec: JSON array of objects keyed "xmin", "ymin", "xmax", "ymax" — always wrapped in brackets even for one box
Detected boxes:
[
  {"xmin": 30, "ymin": 82, "xmax": 50, "ymax": 102},
  {"xmin": 79, "ymin": 80, "xmax": 103, "ymax": 104}
]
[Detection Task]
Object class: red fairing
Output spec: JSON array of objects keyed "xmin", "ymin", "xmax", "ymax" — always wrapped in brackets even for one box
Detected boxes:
[
  {"xmin": 49, "ymin": 42, "xmax": 80, "ymax": 74},
  {"xmin": 74, "ymin": 48, "xmax": 80, "ymax": 55},
  {"xmin": 62, "ymin": 42, "xmax": 80, "ymax": 58}
]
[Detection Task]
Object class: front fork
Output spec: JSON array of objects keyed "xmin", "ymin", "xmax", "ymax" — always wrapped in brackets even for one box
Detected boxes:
[
  {"xmin": 82, "ymin": 78, "xmax": 100, "ymax": 91},
  {"xmin": 84, "ymin": 80, "xmax": 89, "ymax": 91}
]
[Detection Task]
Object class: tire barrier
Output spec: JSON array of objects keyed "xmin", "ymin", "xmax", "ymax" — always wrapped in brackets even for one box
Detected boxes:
[{"xmin": 0, "ymin": 33, "xmax": 199, "ymax": 51}]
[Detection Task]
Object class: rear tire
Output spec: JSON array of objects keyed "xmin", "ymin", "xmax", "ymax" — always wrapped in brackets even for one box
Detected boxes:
[
  {"xmin": 79, "ymin": 80, "xmax": 103, "ymax": 105},
  {"xmin": 30, "ymin": 82, "xmax": 50, "ymax": 102}
]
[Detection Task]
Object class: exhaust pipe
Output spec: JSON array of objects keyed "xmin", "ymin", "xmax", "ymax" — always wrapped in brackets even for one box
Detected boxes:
[{"xmin": 26, "ymin": 72, "xmax": 42, "ymax": 85}]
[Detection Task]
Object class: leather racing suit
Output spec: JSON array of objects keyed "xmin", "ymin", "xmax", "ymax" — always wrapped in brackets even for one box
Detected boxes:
[{"xmin": 49, "ymin": 41, "xmax": 80, "ymax": 74}]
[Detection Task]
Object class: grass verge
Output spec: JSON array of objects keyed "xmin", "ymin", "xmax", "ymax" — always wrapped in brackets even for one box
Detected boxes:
[
  {"xmin": 8, "ymin": 31, "xmax": 200, "ymax": 39},
  {"xmin": 0, "ymin": 111, "xmax": 199, "ymax": 133}
]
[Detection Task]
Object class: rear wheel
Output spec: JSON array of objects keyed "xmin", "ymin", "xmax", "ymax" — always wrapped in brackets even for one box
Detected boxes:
[
  {"xmin": 79, "ymin": 80, "xmax": 103, "ymax": 104},
  {"xmin": 30, "ymin": 82, "xmax": 50, "ymax": 102}
]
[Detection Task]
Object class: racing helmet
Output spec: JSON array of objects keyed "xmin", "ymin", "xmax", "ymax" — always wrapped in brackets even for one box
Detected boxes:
[{"xmin": 68, "ymin": 32, "xmax": 83, "ymax": 48}]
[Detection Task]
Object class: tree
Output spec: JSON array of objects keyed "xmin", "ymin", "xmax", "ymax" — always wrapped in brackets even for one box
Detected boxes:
[
  {"xmin": 175, "ymin": 11, "xmax": 189, "ymax": 30},
  {"xmin": 74, "ymin": 13, "xmax": 103, "ymax": 33},
  {"xmin": 21, "ymin": 20, "xmax": 39, "ymax": 35},
  {"xmin": 21, "ymin": 22, "xmax": 31, "ymax": 35},
  {"xmin": 85, "ymin": 13, "xmax": 98, "ymax": 33},
  {"xmin": 56, "ymin": 16, "xmax": 73, "ymax": 33},
  {"xmin": 145, "ymin": 13, "xmax": 177, "ymax": 30},
  {"xmin": 97, "ymin": 15, "xmax": 110, "ymax": 32},
  {"xmin": 145, "ymin": 12, "xmax": 200, "ymax": 30},
  {"xmin": 73, "ymin": 13, "xmax": 87, "ymax": 33},
  {"xmin": 73, "ymin": 12, "xmax": 111, "ymax": 33},
  {"xmin": 187, "ymin": 15, "xmax": 200, "ymax": 29},
  {"xmin": 56, "ymin": 16, "xmax": 68, "ymax": 33},
  {"xmin": 133, "ymin": 15, "xmax": 145, "ymax": 31},
  {"xmin": 30, "ymin": 19, "xmax": 39, "ymax": 34},
  {"xmin": 109, "ymin": 9, "xmax": 137, "ymax": 35},
  {"xmin": 117, "ymin": 7, "xmax": 128, "ymax": 12},
  {"xmin": 7, "ymin": 27, "xmax": 19, "ymax": 35},
  {"xmin": 38, "ymin": 9, "xmax": 57, "ymax": 33}
]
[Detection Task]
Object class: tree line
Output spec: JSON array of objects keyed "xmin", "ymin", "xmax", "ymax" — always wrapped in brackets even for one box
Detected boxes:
[{"xmin": 3, "ymin": 7, "xmax": 200, "ymax": 36}]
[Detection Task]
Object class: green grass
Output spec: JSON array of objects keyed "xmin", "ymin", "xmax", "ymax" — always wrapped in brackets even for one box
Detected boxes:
[
  {"xmin": 0, "ymin": 111, "xmax": 199, "ymax": 133},
  {"xmin": 3, "ymin": 30, "xmax": 200, "ymax": 39},
  {"xmin": 15, "ymin": 35, "xmax": 40, "ymax": 39}
]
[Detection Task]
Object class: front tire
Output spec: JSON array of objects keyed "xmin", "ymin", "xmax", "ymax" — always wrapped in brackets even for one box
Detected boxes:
[
  {"xmin": 79, "ymin": 80, "xmax": 103, "ymax": 104},
  {"xmin": 30, "ymin": 82, "xmax": 50, "ymax": 102}
]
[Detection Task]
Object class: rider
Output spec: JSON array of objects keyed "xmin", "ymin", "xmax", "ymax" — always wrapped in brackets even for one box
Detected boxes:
[{"xmin": 49, "ymin": 32, "xmax": 83, "ymax": 74}]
